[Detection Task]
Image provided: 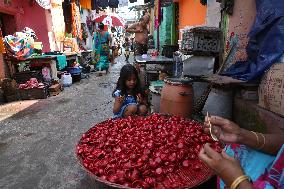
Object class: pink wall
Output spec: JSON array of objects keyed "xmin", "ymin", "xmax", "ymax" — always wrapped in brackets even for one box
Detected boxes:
[
  {"xmin": 0, "ymin": 0, "xmax": 51, "ymax": 52},
  {"xmin": 0, "ymin": 0, "xmax": 52, "ymax": 78},
  {"xmin": 21, "ymin": 2, "xmax": 51, "ymax": 52},
  {"xmin": 0, "ymin": 0, "xmax": 24, "ymax": 30},
  {"xmin": 0, "ymin": 0, "xmax": 23, "ymax": 79}
]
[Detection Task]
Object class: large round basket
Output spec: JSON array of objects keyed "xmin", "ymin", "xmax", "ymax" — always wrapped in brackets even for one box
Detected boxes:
[{"xmin": 76, "ymin": 115, "xmax": 215, "ymax": 189}]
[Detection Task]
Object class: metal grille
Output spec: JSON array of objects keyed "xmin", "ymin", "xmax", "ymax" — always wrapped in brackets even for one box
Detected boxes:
[{"xmin": 182, "ymin": 26, "xmax": 221, "ymax": 56}]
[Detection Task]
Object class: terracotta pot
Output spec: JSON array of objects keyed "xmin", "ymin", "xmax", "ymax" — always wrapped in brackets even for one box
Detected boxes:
[{"xmin": 160, "ymin": 78, "xmax": 193, "ymax": 117}]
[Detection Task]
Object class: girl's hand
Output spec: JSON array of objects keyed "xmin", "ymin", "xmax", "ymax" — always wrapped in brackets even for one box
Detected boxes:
[
  {"xmin": 113, "ymin": 95, "xmax": 125, "ymax": 114},
  {"xmin": 204, "ymin": 116, "xmax": 241, "ymax": 144},
  {"xmin": 137, "ymin": 94, "xmax": 143, "ymax": 104},
  {"xmin": 117, "ymin": 95, "xmax": 125, "ymax": 104},
  {"xmin": 199, "ymin": 143, "xmax": 245, "ymax": 186}
]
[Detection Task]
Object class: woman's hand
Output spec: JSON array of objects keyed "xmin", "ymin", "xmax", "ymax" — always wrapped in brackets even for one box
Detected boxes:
[
  {"xmin": 204, "ymin": 116, "xmax": 241, "ymax": 144},
  {"xmin": 199, "ymin": 143, "xmax": 245, "ymax": 186}
]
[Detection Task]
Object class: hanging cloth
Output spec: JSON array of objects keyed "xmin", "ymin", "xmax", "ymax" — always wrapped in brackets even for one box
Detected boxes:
[
  {"xmin": 154, "ymin": 0, "xmax": 161, "ymax": 29},
  {"xmin": 50, "ymin": 3, "xmax": 66, "ymax": 42},
  {"xmin": 0, "ymin": 29, "xmax": 5, "ymax": 53},
  {"xmin": 80, "ymin": 0, "xmax": 91, "ymax": 9},
  {"xmin": 98, "ymin": 0, "xmax": 109, "ymax": 8},
  {"xmin": 64, "ymin": 0, "xmax": 71, "ymax": 4},
  {"xmin": 91, "ymin": 0, "xmax": 98, "ymax": 10},
  {"xmin": 63, "ymin": 1, "xmax": 72, "ymax": 33},
  {"xmin": 72, "ymin": 0, "xmax": 80, "ymax": 5},
  {"xmin": 71, "ymin": 2, "xmax": 82, "ymax": 39},
  {"xmin": 109, "ymin": 0, "xmax": 119, "ymax": 8}
]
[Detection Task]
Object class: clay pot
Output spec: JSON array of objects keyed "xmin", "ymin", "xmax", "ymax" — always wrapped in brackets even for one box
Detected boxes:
[{"xmin": 160, "ymin": 78, "xmax": 193, "ymax": 117}]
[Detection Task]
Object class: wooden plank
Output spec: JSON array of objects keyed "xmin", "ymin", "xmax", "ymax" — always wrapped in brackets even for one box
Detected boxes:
[
  {"xmin": 135, "ymin": 55, "xmax": 173, "ymax": 64},
  {"xmin": 204, "ymin": 74, "xmax": 245, "ymax": 85}
]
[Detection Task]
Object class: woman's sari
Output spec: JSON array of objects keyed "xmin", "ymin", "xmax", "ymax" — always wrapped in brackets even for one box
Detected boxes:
[
  {"xmin": 219, "ymin": 144, "xmax": 284, "ymax": 189},
  {"xmin": 93, "ymin": 31, "xmax": 110, "ymax": 71}
]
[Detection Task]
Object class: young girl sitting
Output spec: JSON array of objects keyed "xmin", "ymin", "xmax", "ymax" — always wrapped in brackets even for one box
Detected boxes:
[{"xmin": 113, "ymin": 64, "xmax": 148, "ymax": 118}]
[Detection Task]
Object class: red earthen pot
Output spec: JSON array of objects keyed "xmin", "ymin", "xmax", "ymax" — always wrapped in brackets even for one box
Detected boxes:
[{"xmin": 160, "ymin": 77, "xmax": 193, "ymax": 117}]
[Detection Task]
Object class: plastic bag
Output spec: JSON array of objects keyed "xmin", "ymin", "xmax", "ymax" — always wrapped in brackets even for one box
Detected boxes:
[{"xmin": 222, "ymin": 0, "xmax": 284, "ymax": 81}]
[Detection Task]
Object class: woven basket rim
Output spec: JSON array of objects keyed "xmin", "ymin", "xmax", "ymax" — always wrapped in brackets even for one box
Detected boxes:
[{"xmin": 77, "ymin": 153, "xmax": 215, "ymax": 189}]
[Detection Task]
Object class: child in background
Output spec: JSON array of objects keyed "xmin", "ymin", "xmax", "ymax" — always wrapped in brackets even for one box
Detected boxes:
[
  {"xmin": 112, "ymin": 64, "xmax": 148, "ymax": 118},
  {"xmin": 123, "ymin": 37, "xmax": 131, "ymax": 62},
  {"xmin": 130, "ymin": 37, "xmax": 134, "ymax": 52},
  {"xmin": 117, "ymin": 42, "xmax": 122, "ymax": 56}
]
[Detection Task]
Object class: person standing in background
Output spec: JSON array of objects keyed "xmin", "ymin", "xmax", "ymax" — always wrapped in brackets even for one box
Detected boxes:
[
  {"xmin": 93, "ymin": 23, "xmax": 112, "ymax": 73},
  {"xmin": 125, "ymin": 14, "xmax": 150, "ymax": 56}
]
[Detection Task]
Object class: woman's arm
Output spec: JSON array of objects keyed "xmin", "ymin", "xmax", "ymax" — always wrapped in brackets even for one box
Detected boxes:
[
  {"xmin": 205, "ymin": 116, "xmax": 284, "ymax": 155},
  {"xmin": 239, "ymin": 130, "xmax": 284, "ymax": 155}
]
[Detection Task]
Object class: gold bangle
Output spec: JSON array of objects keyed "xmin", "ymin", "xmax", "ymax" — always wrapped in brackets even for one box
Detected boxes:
[
  {"xmin": 250, "ymin": 131, "xmax": 260, "ymax": 148},
  {"xmin": 230, "ymin": 175, "xmax": 250, "ymax": 189},
  {"xmin": 259, "ymin": 133, "xmax": 266, "ymax": 149}
]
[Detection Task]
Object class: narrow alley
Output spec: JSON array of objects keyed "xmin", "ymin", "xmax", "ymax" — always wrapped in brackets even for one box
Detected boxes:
[
  {"xmin": 0, "ymin": 56, "xmax": 129, "ymax": 189},
  {"xmin": 1, "ymin": 0, "xmax": 284, "ymax": 189}
]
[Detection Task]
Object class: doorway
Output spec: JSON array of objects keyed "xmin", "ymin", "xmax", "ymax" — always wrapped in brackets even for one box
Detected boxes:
[
  {"xmin": 0, "ymin": 12, "xmax": 16, "ymax": 79},
  {"xmin": 0, "ymin": 12, "xmax": 16, "ymax": 36}
]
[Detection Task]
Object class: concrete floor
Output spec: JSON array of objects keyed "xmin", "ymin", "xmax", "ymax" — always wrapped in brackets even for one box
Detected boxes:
[{"xmin": 0, "ymin": 56, "xmax": 130, "ymax": 189}]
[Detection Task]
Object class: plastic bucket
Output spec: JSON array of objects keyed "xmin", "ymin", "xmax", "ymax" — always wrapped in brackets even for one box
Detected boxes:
[{"xmin": 61, "ymin": 72, "xmax": 72, "ymax": 87}]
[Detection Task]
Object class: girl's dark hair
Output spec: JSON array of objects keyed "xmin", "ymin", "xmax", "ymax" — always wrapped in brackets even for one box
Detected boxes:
[
  {"xmin": 112, "ymin": 64, "xmax": 144, "ymax": 98},
  {"xmin": 98, "ymin": 23, "xmax": 104, "ymax": 30}
]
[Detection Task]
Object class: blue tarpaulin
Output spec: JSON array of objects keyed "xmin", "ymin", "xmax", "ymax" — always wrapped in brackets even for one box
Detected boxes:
[{"xmin": 222, "ymin": 0, "xmax": 284, "ymax": 81}]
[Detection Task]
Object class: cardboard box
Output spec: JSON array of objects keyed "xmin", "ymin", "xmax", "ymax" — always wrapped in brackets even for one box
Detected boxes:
[
  {"xmin": 49, "ymin": 84, "xmax": 62, "ymax": 96},
  {"xmin": 49, "ymin": 84, "xmax": 61, "ymax": 92},
  {"xmin": 258, "ymin": 63, "xmax": 284, "ymax": 116}
]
